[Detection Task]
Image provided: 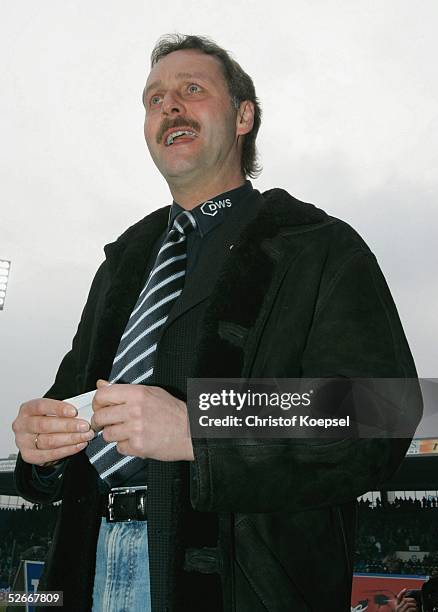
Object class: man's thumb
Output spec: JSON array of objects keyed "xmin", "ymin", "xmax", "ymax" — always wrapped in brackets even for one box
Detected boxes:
[{"xmin": 96, "ymin": 379, "xmax": 110, "ymax": 388}]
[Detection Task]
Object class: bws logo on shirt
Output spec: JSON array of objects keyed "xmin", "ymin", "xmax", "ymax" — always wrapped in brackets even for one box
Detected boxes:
[{"xmin": 200, "ymin": 198, "xmax": 232, "ymax": 216}]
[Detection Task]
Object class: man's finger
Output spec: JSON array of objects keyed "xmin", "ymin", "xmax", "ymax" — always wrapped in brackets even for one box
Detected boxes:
[
  {"xmin": 92, "ymin": 383, "xmax": 147, "ymax": 410},
  {"xmin": 91, "ymin": 404, "xmax": 128, "ymax": 429},
  {"xmin": 96, "ymin": 379, "xmax": 110, "ymax": 389},
  {"xmin": 20, "ymin": 398, "xmax": 77, "ymax": 418},
  {"xmin": 116, "ymin": 440, "xmax": 131, "ymax": 456},
  {"xmin": 21, "ymin": 441, "xmax": 90, "ymax": 466},
  {"xmin": 396, "ymin": 588, "xmax": 407, "ymax": 600},
  {"xmin": 28, "ymin": 415, "xmax": 91, "ymax": 434},
  {"xmin": 34, "ymin": 430, "xmax": 95, "ymax": 450},
  {"xmin": 101, "ymin": 423, "xmax": 130, "ymax": 443}
]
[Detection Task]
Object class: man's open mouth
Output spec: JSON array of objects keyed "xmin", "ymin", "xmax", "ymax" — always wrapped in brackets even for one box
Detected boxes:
[{"xmin": 164, "ymin": 129, "xmax": 198, "ymax": 146}]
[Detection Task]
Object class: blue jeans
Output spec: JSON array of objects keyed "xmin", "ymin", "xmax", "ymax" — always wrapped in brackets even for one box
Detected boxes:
[{"xmin": 92, "ymin": 518, "xmax": 151, "ymax": 612}]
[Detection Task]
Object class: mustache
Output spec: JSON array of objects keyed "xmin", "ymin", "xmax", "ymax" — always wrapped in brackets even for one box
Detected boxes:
[{"xmin": 156, "ymin": 116, "xmax": 201, "ymax": 144}]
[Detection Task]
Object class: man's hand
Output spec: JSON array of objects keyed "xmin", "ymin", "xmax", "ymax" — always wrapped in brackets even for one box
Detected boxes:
[
  {"xmin": 12, "ymin": 398, "xmax": 94, "ymax": 466},
  {"xmin": 91, "ymin": 380, "xmax": 194, "ymax": 461},
  {"xmin": 395, "ymin": 588, "xmax": 420, "ymax": 611}
]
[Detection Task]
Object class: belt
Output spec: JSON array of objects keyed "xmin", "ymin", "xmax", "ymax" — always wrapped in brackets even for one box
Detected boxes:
[{"xmin": 100, "ymin": 485, "xmax": 147, "ymax": 522}]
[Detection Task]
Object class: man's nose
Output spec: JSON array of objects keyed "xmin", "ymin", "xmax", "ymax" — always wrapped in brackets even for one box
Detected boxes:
[{"xmin": 161, "ymin": 91, "xmax": 185, "ymax": 115}]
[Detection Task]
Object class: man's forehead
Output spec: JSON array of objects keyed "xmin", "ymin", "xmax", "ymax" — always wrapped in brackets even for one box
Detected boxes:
[
  {"xmin": 145, "ymin": 49, "xmax": 223, "ymax": 87},
  {"xmin": 146, "ymin": 71, "xmax": 213, "ymax": 91}
]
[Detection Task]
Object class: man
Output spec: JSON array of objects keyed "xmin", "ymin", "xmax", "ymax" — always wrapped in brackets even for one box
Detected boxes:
[
  {"xmin": 396, "ymin": 588, "xmax": 420, "ymax": 611},
  {"xmin": 12, "ymin": 34, "xmax": 421, "ymax": 611}
]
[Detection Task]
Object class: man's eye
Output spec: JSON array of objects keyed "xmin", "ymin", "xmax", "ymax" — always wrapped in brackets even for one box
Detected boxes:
[
  {"xmin": 150, "ymin": 95, "xmax": 162, "ymax": 106},
  {"xmin": 187, "ymin": 84, "xmax": 201, "ymax": 94}
]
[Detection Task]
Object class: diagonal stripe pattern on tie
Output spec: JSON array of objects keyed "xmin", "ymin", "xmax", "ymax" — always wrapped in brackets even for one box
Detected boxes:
[{"xmin": 85, "ymin": 209, "xmax": 196, "ymax": 487}]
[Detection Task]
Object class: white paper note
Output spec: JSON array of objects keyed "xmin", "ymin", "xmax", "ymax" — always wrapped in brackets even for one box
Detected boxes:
[{"xmin": 63, "ymin": 390, "xmax": 96, "ymax": 424}]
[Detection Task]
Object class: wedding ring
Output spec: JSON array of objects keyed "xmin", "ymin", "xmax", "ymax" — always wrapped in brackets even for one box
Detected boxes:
[{"xmin": 34, "ymin": 433, "xmax": 40, "ymax": 449}]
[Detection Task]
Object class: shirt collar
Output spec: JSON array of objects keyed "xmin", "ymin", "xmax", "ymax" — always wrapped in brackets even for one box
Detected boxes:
[{"xmin": 168, "ymin": 181, "xmax": 253, "ymax": 237}]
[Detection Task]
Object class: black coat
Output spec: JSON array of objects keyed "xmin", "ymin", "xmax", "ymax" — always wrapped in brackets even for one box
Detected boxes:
[{"xmin": 15, "ymin": 188, "xmax": 422, "ymax": 611}]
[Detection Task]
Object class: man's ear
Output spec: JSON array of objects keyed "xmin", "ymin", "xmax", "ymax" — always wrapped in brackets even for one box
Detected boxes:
[{"xmin": 236, "ymin": 100, "xmax": 255, "ymax": 136}]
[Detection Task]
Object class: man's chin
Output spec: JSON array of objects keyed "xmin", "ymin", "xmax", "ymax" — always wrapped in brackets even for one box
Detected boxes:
[{"xmin": 160, "ymin": 159, "xmax": 201, "ymax": 182}]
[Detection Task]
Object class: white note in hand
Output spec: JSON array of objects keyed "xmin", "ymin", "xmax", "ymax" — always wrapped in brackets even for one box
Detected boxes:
[{"xmin": 63, "ymin": 390, "xmax": 96, "ymax": 425}]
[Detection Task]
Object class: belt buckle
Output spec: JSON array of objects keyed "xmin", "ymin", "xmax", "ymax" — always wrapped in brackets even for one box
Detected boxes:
[{"xmin": 107, "ymin": 485, "xmax": 147, "ymax": 523}]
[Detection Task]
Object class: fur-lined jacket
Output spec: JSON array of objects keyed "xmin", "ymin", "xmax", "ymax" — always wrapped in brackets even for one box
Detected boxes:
[{"xmin": 15, "ymin": 188, "xmax": 422, "ymax": 611}]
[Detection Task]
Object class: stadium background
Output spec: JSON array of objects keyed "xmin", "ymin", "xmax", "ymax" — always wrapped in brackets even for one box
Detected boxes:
[
  {"xmin": 2, "ymin": 1, "xmax": 437, "ymax": 610},
  {"xmin": 1, "ymin": 437, "xmax": 438, "ymax": 610}
]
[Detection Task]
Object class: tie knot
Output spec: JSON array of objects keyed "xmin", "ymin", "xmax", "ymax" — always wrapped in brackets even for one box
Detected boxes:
[{"xmin": 172, "ymin": 210, "xmax": 197, "ymax": 236}]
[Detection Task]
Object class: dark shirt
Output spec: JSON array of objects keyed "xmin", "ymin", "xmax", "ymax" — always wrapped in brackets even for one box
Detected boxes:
[
  {"xmin": 170, "ymin": 180, "xmax": 253, "ymax": 273},
  {"xmin": 33, "ymin": 181, "xmax": 254, "ymax": 491}
]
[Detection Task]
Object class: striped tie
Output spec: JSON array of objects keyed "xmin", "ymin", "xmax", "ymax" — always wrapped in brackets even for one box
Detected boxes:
[{"xmin": 86, "ymin": 209, "xmax": 197, "ymax": 487}]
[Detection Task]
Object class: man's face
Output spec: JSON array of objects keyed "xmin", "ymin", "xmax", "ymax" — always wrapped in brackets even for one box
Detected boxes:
[{"xmin": 143, "ymin": 49, "xmax": 243, "ymax": 184}]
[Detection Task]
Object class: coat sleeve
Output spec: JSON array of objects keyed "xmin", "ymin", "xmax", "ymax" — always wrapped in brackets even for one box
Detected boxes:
[
  {"xmin": 189, "ymin": 251, "xmax": 423, "ymax": 513},
  {"xmin": 13, "ymin": 262, "xmax": 108, "ymax": 504}
]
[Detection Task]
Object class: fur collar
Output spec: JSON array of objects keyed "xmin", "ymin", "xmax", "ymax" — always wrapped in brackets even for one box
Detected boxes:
[
  {"xmin": 85, "ymin": 189, "xmax": 328, "ymax": 386},
  {"xmin": 105, "ymin": 188, "xmax": 326, "ymax": 257}
]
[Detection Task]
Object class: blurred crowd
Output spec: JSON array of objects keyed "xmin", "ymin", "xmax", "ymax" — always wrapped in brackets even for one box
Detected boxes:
[
  {"xmin": 0, "ymin": 504, "xmax": 58, "ymax": 587},
  {"xmin": 1, "ymin": 496, "xmax": 437, "ymax": 590},
  {"xmin": 355, "ymin": 498, "xmax": 438, "ymax": 576}
]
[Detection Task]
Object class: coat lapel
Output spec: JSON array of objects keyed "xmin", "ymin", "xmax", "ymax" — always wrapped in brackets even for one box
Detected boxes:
[
  {"xmin": 84, "ymin": 206, "xmax": 169, "ymax": 388},
  {"xmin": 192, "ymin": 189, "xmax": 328, "ymax": 378}
]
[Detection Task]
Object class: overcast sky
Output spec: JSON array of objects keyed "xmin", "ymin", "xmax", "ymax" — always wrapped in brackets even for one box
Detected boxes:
[{"xmin": 1, "ymin": 1, "xmax": 437, "ymax": 455}]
